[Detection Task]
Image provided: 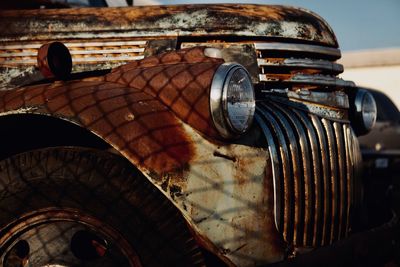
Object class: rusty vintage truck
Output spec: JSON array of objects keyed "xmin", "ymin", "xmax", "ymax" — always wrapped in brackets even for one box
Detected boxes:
[{"xmin": 0, "ymin": 4, "xmax": 398, "ymax": 267}]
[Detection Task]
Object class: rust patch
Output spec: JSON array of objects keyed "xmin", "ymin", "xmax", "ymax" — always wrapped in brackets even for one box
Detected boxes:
[
  {"xmin": 0, "ymin": 79, "xmax": 194, "ymax": 181},
  {"xmin": 106, "ymin": 47, "xmax": 224, "ymax": 138},
  {"xmin": 213, "ymin": 151, "xmax": 236, "ymax": 162},
  {"xmin": 0, "ymin": 4, "xmax": 338, "ymax": 46},
  {"xmin": 37, "ymin": 42, "xmax": 72, "ymax": 80}
]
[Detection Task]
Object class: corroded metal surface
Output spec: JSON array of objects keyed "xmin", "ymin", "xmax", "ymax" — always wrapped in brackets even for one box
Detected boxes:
[
  {"xmin": 255, "ymin": 102, "xmax": 362, "ymax": 247},
  {"xmin": 0, "ymin": 5, "xmax": 342, "ymax": 92},
  {"xmin": 0, "ymin": 3, "xmax": 363, "ymax": 266},
  {"xmin": 0, "ymin": 39, "xmax": 147, "ymax": 90},
  {"xmin": 1, "ymin": 40, "xmax": 146, "ymax": 66},
  {"xmin": 257, "ymin": 94, "xmax": 348, "ymax": 122},
  {"xmin": 104, "ymin": 46, "xmax": 224, "ymax": 138},
  {"xmin": 0, "ymin": 48, "xmax": 285, "ymax": 266},
  {"xmin": 0, "ymin": 5, "xmax": 338, "ymax": 46},
  {"xmin": 181, "ymin": 43, "xmax": 260, "ymax": 84},
  {"xmin": 254, "ymin": 42, "xmax": 354, "ymax": 89},
  {"xmin": 0, "ymin": 79, "xmax": 195, "ymax": 176},
  {"xmin": 37, "ymin": 42, "xmax": 72, "ymax": 79},
  {"xmin": 0, "ymin": 208, "xmax": 143, "ymax": 267}
]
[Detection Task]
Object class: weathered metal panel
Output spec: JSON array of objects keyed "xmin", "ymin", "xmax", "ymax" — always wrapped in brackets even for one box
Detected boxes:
[
  {"xmin": 0, "ymin": 5, "xmax": 338, "ymax": 47},
  {"xmin": 0, "ymin": 48, "xmax": 285, "ymax": 266},
  {"xmin": 104, "ymin": 47, "xmax": 223, "ymax": 138}
]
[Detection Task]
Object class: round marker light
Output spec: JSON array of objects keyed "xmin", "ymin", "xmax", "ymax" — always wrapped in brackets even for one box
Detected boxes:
[
  {"xmin": 351, "ymin": 89, "xmax": 377, "ymax": 135},
  {"xmin": 37, "ymin": 42, "xmax": 72, "ymax": 80},
  {"xmin": 210, "ymin": 63, "xmax": 255, "ymax": 139}
]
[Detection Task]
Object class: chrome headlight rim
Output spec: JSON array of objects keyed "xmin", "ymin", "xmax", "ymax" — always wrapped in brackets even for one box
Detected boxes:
[
  {"xmin": 353, "ymin": 88, "xmax": 377, "ymax": 135},
  {"xmin": 210, "ymin": 63, "xmax": 255, "ymax": 139}
]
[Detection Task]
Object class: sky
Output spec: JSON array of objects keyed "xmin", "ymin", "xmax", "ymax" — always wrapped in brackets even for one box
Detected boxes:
[{"xmin": 134, "ymin": 0, "xmax": 400, "ymax": 52}]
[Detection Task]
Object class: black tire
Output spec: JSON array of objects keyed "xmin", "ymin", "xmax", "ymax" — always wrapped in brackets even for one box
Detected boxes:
[{"xmin": 0, "ymin": 147, "xmax": 205, "ymax": 267}]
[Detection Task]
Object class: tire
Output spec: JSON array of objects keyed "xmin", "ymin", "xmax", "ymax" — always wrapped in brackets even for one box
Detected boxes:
[{"xmin": 0, "ymin": 147, "xmax": 205, "ymax": 267}]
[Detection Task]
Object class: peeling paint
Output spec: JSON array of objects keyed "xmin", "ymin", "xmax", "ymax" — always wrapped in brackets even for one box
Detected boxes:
[
  {"xmin": 0, "ymin": 5, "xmax": 338, "ymax": 46},
  {"xmin": 0, "ymin": 48, "xmax": 285, "ymax": 266}
]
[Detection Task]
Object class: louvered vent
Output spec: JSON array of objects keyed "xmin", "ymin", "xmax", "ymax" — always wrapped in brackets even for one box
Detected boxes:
[{"xmin": 0, "ymin": 40, "xmax": 146, "ymax": 66}]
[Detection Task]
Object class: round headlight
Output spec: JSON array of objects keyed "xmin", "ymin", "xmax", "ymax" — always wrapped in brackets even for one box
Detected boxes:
[
  {"xmin": 210, "ymin": 63, "xmax": 255, "ymax": 139},
  {"xmin": 352, "ymin": 89, "xmax": 377, "ymax": 135}
]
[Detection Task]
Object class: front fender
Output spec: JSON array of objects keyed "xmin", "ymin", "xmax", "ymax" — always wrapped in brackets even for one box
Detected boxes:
[{"xmin": 0, "ymin": 48, "xmax": 284, "ymax": 266}]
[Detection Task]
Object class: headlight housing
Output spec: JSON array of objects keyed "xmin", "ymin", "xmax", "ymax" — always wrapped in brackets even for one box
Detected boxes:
[
  {"xmin": 210, "ymin": 63, "xmax": 255, "ymax": 139},
  {"xmin": 350, "ymin": 89, "xmax": 377, "ymax": 136}
]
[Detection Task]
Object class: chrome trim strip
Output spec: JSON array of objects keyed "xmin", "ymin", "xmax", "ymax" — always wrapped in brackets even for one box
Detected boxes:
[
  {"xmin": 0, "ymin": 41, "xmax": 147, "ymax": 50},
  {"xmin": 263, "ymin": 87, "xmax": 350, "ymax": 107},
  {"xmin": 0, "ymin": 51, "xmax": 37, "ymax": 57},
  {"xmin": 343, "ymin": 125, "xmax": 351, "ymax": 237},
  {"xmin": 343, "ymin": 125, "xmax": 353, "ymax": 237},
  {"xmin": 70, "ymin": 55, "xmax": 145, "ymax": 62},
  {"xmin": 293, "ymin": 109, "xmax": 323, "ymax": 247},
  {"xmin": 254, "ymin": 113, "xmax": 282, "ymax": 230},
  {"xmin": 256, "ymin": 104, "xmax": 293, "ymax": 241},
  {"xmin": 310, "ymin": 115, "xmax": 330, "ymax": 246},
  {"xmin": 259, "ymin": 73, "xmax": 356, "ymax": 87},
  {"xmin": 1, "ymin": 56, "xmax": 145, "ymax": 65},
  {"xmin": 254, "ymin": 42, "xmax": 341, "ymax": 58},
  {"xmin": 334, "ymin": 122, "xmax": 347, "ymax": 239},
  {"xmin": 261, "ymin": 102, "xmax": 303, "ymax": 245},
  {"xmin": 257, "ymin": 58, "xmax": 344, "ymax": 73},
  {"xmin": 0, "ymin": 48, "xmax": 145, "ymax": 57},
  {"xmin": 273, "ymin": 103, "xmax": 313, "ymax": 245},
  {"xmin": 68, "ymin": 48, "xmax": 145, "ymax": 54},
  {"xmin": 262, "ymin": 94, "xmax": 347, "ymax": 121},
  {"xmin": 322, "ymin": 118, "xmax": 339, "ymax": 244}
]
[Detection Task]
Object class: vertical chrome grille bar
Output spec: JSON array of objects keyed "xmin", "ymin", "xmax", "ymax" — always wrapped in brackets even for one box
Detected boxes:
[
  {"xmin": 255, "ymin": 102, "xmax": 361, "ymax": 248},
  {"xmin": 256, "ymin": 105, "xmax": 294, "ymax": 241},
  {"xmin": 292, "ymin": 109, "xmax": 323, "ymax": 246},
  {"xmin": 343, "ymin": 124, "xmax": 353, "ymax": 237},
  {"xmin": 322, "ymin": 119, "xmax": 340, "ymax": 244},
  {"xmin": 310, "ymin": 115, "xmax": 331, "ymax": 246},
  {"xmin": 261, "ymin": 102, "xmax": 303, "ymax": 245},
  {"xmin": 334, "ymin": 122, "xmax": 347, "ymax": 239},
  {"xmin": 254, "ymin": 113, "xmax": 282, "ymax": 230},
  {"xmin": 272, "ymin": 103, "xmax": 314, "ymax": 246}
]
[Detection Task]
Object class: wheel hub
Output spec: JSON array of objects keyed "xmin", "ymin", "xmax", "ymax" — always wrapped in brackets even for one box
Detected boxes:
[{"xmin": 0, "ymin": 208, "xmax": 142, "ymax": 267}]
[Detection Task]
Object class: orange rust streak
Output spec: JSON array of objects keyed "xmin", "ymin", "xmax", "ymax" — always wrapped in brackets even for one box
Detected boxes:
[
  {"xmin": 0, "ymin": 80, "xmax": 194, "ymax": 179},
  {"xmin": 106, "ymin": 47, "xmax": 223, "ymax": 138},
  {"xmin": 0, "ymin": 47, "xmax": 224, "ymax": 176},
  {"xmin": 112, "ymin": 46, "xmax": 220, "ymax": 73}
]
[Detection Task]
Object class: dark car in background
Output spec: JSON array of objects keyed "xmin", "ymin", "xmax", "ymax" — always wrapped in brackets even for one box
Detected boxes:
[{"xmin": 358, "ymin": 88, "xmax": 400, "ymax": 228}]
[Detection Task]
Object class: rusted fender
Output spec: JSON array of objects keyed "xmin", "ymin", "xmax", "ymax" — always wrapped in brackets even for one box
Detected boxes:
[
  {"xmin": 0, "ymin": 47, "xmax": 285, "ymax": 266},
  {"xmin": 0, "ymin": 4, "xmax": 337, "ymax": 47}
]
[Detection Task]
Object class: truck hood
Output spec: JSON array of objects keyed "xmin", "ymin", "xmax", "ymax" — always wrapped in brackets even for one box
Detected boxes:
[{"xmin": 0, "ymin": 4, "xmax": 338, "ymax": 47}]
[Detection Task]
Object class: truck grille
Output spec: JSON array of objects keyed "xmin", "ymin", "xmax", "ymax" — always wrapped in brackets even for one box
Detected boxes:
[
  {"xmin": 254, "ymin": 42, "xmax": 355, "ymax": 88},
  {"xmin": 255, "ymin": 101, "xmax": 362, "ymax": 247}
]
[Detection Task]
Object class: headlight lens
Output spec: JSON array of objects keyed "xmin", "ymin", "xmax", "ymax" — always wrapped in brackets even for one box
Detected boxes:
[
  {"xmin": 352, "ymin": 89, "xmax": 377, "ymax": 135},
  {"xmin": 360, "ymin": 91, "xmax": 377, "ymax": 130},
  {"xmin": 210, "ymin": 63, "xmax": 255, "ymax": 138}
]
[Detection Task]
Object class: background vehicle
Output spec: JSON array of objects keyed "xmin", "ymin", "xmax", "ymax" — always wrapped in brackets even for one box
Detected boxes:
[
  {"xmin": 0, "ymin": 4, "xmax": 398, "ymax": 267},
  {"xmin": 358, "ymin": 88, "xmax": 400, "ymax": 228}
]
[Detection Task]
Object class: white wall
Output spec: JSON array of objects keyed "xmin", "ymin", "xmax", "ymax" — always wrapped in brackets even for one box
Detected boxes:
[
  {"xmin": 339, "ymin": 48, "xmax": 400, "ymax": 109},
  {"xmin": 340, "ymin": 65, "xmax": 400, "ymax": 108}
]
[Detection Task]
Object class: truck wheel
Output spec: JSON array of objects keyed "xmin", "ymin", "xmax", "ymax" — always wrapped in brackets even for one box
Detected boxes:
[{"xmin": 0, "ymin": 147, "xmax": 205, "ymax": 267}]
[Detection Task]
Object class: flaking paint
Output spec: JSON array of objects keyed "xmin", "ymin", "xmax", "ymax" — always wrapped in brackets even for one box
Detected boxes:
[{"xmin": 0, "ymin": 48, "xmax": 285, "ymax": 266}]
